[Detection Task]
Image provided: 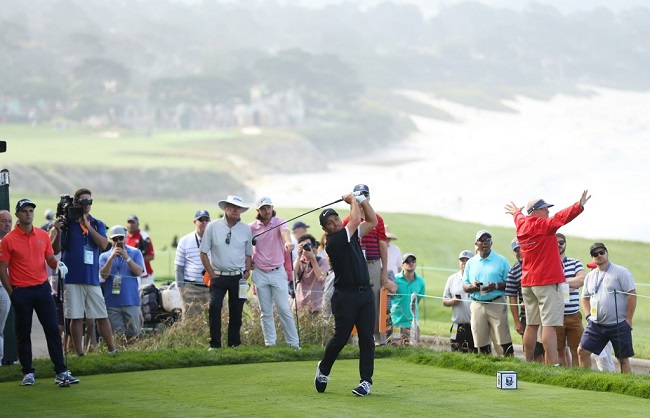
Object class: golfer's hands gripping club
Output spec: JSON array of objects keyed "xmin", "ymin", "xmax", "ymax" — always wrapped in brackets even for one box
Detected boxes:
[{"xmin": 352, "ymin": 190, "xmax": 366, "ymax": 204}]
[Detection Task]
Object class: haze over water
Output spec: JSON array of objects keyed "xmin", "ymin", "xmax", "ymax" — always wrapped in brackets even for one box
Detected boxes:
[{"xmin": 248, "ymin": 86, "xmax": 650, "ymax": 243}]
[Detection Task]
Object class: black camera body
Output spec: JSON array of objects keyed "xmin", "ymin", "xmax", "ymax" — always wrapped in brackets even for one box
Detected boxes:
[
  {"xmin": 56, "ymin": 194, "xmax": 84, "ymax": 228},
  {"xmin": 302, "ymin": 242, "xmax": 312, "ymax": 252}
]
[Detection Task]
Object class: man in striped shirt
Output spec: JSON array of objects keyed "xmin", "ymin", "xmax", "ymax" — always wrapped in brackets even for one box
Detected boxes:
[
  {"xmin": 175, "ymin": 210, "xmax": 211, "ymax": 318},
  {"xmin": 504, "ymin": 238, "xmax": 545, "ymax": 362},
  {"xmin": 555, "ymin": 233, "xmax": 585, "ymax": 367}
]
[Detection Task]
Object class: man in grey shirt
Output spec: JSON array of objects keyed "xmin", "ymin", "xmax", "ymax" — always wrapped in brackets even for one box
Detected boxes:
[
  {"xmin": 200, "ymin": 196, "xmax": 252, "ymax": 349},
  {"xmin": 578, "ymin": 242, "xmax": 636, "ymax": 373}
]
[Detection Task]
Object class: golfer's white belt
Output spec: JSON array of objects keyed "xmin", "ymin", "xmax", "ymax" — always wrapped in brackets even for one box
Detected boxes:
[{"xmin": 215, "ymin": 270, "xmax": 242, "ymax": 276}]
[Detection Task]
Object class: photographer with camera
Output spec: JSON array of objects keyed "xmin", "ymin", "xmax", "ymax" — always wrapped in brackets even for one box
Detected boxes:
[
  {"xmin": 99, "ymin": 225, "xmax": 145, "ymax": 340},
  {"xmin": 52, "ymin": 188, "xmax": 117, "ymax": 356},
  {"xmin": 293, "ymin": 233, "xmax": 329, "ymax": 314},
  {"xmin": 125, "ymin": 215, "xmax": 155, "ymax": 287}
]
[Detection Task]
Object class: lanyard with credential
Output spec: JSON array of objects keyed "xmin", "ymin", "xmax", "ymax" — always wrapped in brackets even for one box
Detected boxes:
[{"xmin": 593, "ymin": 263, "xmax": 611, "ymax": 294}]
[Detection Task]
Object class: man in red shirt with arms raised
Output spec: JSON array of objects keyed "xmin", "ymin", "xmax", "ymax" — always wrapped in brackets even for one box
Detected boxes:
[{"xmin": 505, "ymin": 190, "xmax": 590, "ymax": 365}]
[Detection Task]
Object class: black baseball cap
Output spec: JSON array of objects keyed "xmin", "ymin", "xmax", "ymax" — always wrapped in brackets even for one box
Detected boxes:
[
  {"xmin": 353, "ymin": 184, "xmax": 370, "ymax": 194},
  {"xmin": 319, "ymin": 208, "xmax": 339, "ymax": 226},
  {"xmin": 15, "ymin": 198, "xmax": 36, "ymax": 212}
]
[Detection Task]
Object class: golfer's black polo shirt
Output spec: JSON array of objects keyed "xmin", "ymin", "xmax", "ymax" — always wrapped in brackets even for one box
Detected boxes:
[{"xmin": 326, "ymin": 227, "xmax": 370, "ymax": 290}]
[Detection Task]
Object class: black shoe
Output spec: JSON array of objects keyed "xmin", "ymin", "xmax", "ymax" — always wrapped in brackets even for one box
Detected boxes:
[
  {"xmin": 352, "ymin": 381, "xmax": 371, "ymax": 397},
  {"xmin": 314, "ymin": 361, "xmax": 329, "ymax": 393}
]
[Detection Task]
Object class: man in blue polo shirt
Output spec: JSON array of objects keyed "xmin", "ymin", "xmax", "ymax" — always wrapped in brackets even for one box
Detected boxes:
[
  {"xmin": 52, "ymin": 188, "xmax": 117, "ymax": 356},
  {"xmin": 462, "ymin": 230, "xmax": 513, "ymax": 356}
]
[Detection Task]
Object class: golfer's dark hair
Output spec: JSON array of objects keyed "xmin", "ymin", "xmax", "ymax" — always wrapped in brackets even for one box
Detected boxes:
[
  {"xmin": 256, "ymin": 209, "xmax": 276, "ymax": 221},
  {"xmin": 74, "ymin": 188, "xmax": 92, "ymax": 199},
  {"xmin": 297, "ymin": 233, "xmax": 317, "ymax": 247}
]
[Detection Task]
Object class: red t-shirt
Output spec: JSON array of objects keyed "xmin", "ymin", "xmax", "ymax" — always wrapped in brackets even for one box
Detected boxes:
[
  {"xmin": 342, "ymin": 213, "xmax": 386, "ymax": 261},
  {"xmin": 0, "ymin": 226, "xmax": 53, "ymax": 287},
  {"xmin": 126, "ymin": 229, "xmax": 154, "ymax": 276}
]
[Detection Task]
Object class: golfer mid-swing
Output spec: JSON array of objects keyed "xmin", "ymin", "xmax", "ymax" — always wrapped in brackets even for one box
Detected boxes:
[{"xmin": 314, "ymin": 190, "xmax": 377, "ymax": 397}]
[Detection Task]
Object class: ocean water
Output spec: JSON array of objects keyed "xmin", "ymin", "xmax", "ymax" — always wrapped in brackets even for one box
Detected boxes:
[{"xmin": 247, "ymin": 86, "xmax": 650, "ymax": 243}]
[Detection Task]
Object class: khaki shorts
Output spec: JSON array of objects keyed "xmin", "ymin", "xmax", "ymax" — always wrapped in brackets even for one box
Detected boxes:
[
  {"xmin": 522, "ymin": 284, "xmax": 564, "ymax": 327},
  {"xmin": 469, "ymin": 297, "xmax": 512, "ymax": 347},
  {"xmin": 64, "ymin": 284, "xmax": 108, "ymax": 319},
  {"xmin": 556, "ymin": 311, "xmax": 584, "ymax": 350}
]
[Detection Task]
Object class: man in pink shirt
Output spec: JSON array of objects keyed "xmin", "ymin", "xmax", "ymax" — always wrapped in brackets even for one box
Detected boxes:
[
  {"xmin": 250, "ymin": 197, "xmax": 300, "ymax": 348},
  {"xmin": 505, "ymin": 190, "xmax": 590, "ymax": 365}
]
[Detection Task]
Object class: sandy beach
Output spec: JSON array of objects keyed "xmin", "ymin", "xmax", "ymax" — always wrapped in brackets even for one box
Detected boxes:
[{"xmin": 246, "ymin": 86, "xmax": 650, "ymax": 243}]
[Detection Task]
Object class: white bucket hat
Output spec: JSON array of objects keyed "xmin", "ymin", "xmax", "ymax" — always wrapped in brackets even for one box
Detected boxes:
[{"xmin": 218, "ymin": 195, "xmax": 249, "ymax": 212}]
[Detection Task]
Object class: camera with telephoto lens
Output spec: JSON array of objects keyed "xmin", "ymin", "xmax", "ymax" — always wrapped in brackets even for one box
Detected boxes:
[
  {"xmin": 302, "ymin": 242, "xmax": 312, "ymax": 252},
  {"xmin": 56, "ymin": 194, "xmax": 84, "ymax": 228}
]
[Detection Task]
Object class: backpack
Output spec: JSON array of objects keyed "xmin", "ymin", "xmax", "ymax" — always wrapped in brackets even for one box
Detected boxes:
[{"xmin": 140, "ymin": 284, "xmax": 162, "ymax": 324}]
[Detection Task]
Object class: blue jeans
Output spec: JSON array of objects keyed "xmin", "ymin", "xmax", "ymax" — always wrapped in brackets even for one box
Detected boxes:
[{"xmin": 11, "ymin": 281, "xmax": 66, "ymax": 375}]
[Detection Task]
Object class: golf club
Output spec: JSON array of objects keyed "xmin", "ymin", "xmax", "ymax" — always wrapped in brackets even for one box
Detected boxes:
[{"xmin": 251, "ymin": 198, "xmax": 343, "ymax": 245}]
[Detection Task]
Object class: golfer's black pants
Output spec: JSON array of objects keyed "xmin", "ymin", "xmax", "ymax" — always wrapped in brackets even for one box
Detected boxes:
[
  {"xmin": 209, "ymin": 275, "xmax": 245, "ymax": 348},
  {"xmin": 320, "ymin": 288, "xmax": 375, "ymax": 384},
  {"xmin": 11, "ymin": 281, "xmax": 66, "ymax": 375}
]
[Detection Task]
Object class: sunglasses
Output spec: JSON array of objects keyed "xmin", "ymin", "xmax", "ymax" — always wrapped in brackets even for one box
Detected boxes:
[
  {"xmin": 591, "ymin": 250, "xmax": 606, "ymax": 257},
  {"xmin": 197, "ymin": 217, "xmax": 210, "ymax": 223},
  {"xmin": 111, "ymin": 236, "xmax": 124, "ymax": 242},
  {"xmin": 225, "ymin": 231, "xmax": 231, "ymax": 245},
  {"xmin": 557, "ymin": 240, "xmax": 566, "ymax": 245},
  {"xmin": 404, "ymin": 259, "xmax": 416, "ymax": 264},
  {"xmin": 477, "ymin": 237, "xmax": 492, "ymax": 243},
  {"xmin": 76, "ymin": 198, "xmax": 93, "ymax": 206}
]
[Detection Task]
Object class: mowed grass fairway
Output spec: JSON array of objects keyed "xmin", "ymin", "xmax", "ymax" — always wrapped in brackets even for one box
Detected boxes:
[{"xmin": 2, "ymin": 359, "xmax": 649, "ymax": 417}]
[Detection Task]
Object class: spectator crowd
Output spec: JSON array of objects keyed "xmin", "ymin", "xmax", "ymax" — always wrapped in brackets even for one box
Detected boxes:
[{"xmin": 0, "ymin": 186, "xmax": 640, "ymax": 388}]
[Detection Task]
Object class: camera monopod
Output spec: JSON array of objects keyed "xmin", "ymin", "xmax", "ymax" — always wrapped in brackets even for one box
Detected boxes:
[{"xmin": 251, "ymin": 198, "xmax": 343, "ymax": 245}]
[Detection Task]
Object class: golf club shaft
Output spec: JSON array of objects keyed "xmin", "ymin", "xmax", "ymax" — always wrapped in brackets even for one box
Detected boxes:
[{"xmin": 252, "ymin": 198, "xmax": 343, "ymax": 242}]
